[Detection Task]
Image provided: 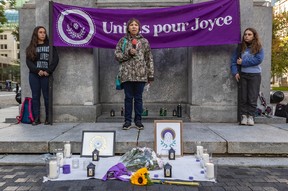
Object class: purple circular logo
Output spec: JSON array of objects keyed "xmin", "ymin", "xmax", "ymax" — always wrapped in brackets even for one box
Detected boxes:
[{"xmin": 56, "ymin": 9, "xmax": 95, "ymax": 46}]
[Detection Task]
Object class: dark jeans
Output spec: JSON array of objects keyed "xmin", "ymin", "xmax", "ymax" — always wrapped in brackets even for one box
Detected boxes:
[
  {"xmin": 240, "ymin": 73, "xmax": 261, "ymax": 117},
  {"xmin": 122, "ymin": 81, "xmax": 146, "ymax": 123},
  {"xmin": 29, "ymin": 73, "xmax": 49, "ymax": 120}
]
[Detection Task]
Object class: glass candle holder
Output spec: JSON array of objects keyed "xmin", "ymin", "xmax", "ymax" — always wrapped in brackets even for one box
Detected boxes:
[
  {"xmin": 47, "ymin": 157, "xmax": 59, "ymax": 179},
  {"xmin": 64, "ymin": 141, "xmax": 72, "ymax": 158},
  {"xmin": 72, "ymin": 159, "xmax": 79, "ymax": 169}
]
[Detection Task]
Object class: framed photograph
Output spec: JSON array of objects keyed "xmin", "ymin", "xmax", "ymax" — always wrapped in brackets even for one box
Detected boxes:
[
  {"xmin": 154, "ymin": 120, "xmax": 183, "ymax": 156},
  {"xmin": 81, "ymin": 131, "xmax": 116, "ymax": 157}
]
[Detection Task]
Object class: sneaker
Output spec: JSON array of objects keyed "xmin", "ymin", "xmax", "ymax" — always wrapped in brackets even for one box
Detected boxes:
[
  {"xmin": 122, "ymin": 121, "xmax": 131, "ymax": 130},
  {"xmin": 247, "ymin": 116, "xmax": 254, "ymax": 126},
  {"xmin": 240, "ymin": 115, "xmax": 247, "ymax": 125},
  {"xmin": 135, "ymin": 121, "xmax": 144, "ymax": 130}
]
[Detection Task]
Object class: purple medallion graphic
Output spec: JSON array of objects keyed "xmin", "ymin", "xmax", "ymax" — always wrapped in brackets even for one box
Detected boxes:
[{"xmin": 56, "ymin": 9, "xmax": 95, "ymax": 46}]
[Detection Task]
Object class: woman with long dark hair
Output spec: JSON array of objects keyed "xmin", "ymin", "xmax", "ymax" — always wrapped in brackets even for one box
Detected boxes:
[
  {"xmin": 231, "ymin": 28, "xmax": 264, "ymax": 126},
  {"xmin": 26, "ymin": 26, "xmax": 59, "ymax": 125}
]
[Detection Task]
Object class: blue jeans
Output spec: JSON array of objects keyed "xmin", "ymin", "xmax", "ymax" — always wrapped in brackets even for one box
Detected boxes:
[
  {"xmin": 29, "ymin": 73, "xmax": 49, "ymax": 120},
  {"xmin": 122, "ymin": 82, "xmax": 145, "ymax": 123}
]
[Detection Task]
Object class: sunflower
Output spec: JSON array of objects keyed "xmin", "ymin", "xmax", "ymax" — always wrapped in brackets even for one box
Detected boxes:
[
  {"xmin": 137, "ymin": 167, "xmax": 148, "ymax": 175},
  {"xmin": 131, "ymin": 171, "xmax": 148, "ymax": 186}
]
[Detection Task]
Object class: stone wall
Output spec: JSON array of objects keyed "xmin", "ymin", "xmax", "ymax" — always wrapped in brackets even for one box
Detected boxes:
[{"xmin": 20, "ymin": 0, "xmax": 272, "ymax": 122}]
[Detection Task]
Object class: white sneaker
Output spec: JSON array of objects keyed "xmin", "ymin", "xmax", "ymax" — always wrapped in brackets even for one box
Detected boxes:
[
  {"xmin": 247, "ymin": 116, "xmax": 254, "ymax": 126},
  {"xmin": 241, "ymin": 115, "xmax": 247, "ymax": 125}
]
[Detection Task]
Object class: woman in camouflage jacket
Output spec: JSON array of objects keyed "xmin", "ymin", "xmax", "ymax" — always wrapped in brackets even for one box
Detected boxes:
[{"xmin": 115, "ymin": 18, "xmax": 154, "ymax": 130}]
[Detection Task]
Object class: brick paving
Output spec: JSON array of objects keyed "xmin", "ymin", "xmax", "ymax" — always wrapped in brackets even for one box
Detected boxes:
[{"xmin": 0, "ymin": 166, "xmax": 288, "ymax": 191}]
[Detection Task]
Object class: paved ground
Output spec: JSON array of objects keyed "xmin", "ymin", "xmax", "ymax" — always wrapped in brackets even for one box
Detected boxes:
[{"xmin": 0, "ymin": 165, "xmax": 288, "ymax": 191}]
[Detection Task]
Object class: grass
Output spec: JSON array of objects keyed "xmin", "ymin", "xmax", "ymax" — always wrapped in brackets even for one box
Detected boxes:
[{"xmin": 271, "ymin": 86, "xmax": 288, "ymax": 91}]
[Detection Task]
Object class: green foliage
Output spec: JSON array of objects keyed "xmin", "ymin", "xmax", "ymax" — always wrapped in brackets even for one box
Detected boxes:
[
  {"xmin": 1, "ymin": 63, "xmax": 20, "ymax": 82},
  {"xmin": 272, "ymin": 12, "xmax": 288, "ymax": 78},
  {"xmin": 11, "ymin": 25, "xmax": 19, "ymax": 41},
  {"xmin": 271, "ymin": 86, "xmax": 288, "ymax": 91},
  {"xmin": 0, "ymin": 0, "xmax": 7, "ymax": 33}
]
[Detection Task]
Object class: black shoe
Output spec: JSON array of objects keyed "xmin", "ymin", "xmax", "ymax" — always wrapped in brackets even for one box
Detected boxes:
[
  {"xmin": 44, "ymin": 117, "xmax": 51, "ymax": 125},
  {"xmin": 32, "ymin": 118, "xmax": 41, "ymax": 126},
  {"xmin": 122, "ymin": 121, "xmax": 131, "ymax": 130},
  {"xmin": 135, "ymin": 121, "xmax": 144, "ymax": 130}
]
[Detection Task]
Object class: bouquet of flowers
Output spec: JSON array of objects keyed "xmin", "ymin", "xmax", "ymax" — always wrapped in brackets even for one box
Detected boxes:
[{"xmin": 120, "ymin": 147, "xmax": 163, "ymax": 171}]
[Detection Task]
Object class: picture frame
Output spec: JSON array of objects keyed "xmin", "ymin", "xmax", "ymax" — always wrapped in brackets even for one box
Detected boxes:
[
  {"xmin": 154, "ymin": 120, "xmax": 183, "ymax": 156},
  {"xmin": 81, "ymin": 131, "xmax": 116, "ymax": 157}
]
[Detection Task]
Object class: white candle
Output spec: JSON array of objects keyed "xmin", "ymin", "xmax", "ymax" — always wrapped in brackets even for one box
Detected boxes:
[
  {"xmin": 206, "ymin": 163, "xmax": 214, "ymax": 179},
  {"xmin": 196, "ymin": 146, "xmax": 203, "ymax": 159},
  {"xmin": 49, "ymin": 160, "xmax": 59, "ymax": 179},
  {"xmin": 203, "ymin": 153, "xmax": 209, "ymax": 166},
  {"xmin": 64, "ymin": 142, "xmax": 71, "ymax": 158},
  {"xmin": 56, "ymin": 152, "xmax": 64, "ymax": 167}
]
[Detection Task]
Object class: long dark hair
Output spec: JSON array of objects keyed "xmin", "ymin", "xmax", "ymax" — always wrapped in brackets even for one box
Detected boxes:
[
  {"xmin": 26, "ymin": 26, "xmax": 49, "ymax": 61},
  {"xmin": 241, "ymin": 27, "xmax": 262, "ymax": 55}
]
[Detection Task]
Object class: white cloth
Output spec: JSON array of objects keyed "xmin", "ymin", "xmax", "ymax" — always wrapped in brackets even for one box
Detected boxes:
[{"xmin": 43, "ymin": 155, "xmax": 215, "ymax": 183}]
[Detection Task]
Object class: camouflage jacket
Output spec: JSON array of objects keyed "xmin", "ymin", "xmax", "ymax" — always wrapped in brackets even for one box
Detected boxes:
[{"xmin": 115, "ymin": 34, "xmax": 154, "ymax": 83}]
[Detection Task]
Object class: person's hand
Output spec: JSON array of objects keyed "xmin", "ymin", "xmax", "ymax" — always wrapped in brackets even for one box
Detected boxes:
[
  {"xmin": 237, "ymin": 58, "xmax": 242, "ymax": 65},
  {"xmin": 235, "ymin": 73, "xmax": 240, "ymax": 82},
  {"xmin": 43, "ymin": 71, "xmax": 50, "ymax": 76},
  {"xmin": 129, "ymin": 48, "xmax": 137, "ymax": 56},
  {"xmin": 38, "ymin": 70, "xmax": 44, "ymax": 76}
]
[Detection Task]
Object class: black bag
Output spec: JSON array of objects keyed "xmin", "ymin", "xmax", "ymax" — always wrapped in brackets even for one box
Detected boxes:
[{"xmin": 274, "ymin": 103, "xmax": 288, "ymax": 123}]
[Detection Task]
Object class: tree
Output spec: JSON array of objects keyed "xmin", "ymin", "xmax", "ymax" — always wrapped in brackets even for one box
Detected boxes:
[
  {"xmin": 0, "ymin": 0, "xmax": 7, "ymax": 33},
  {"xmin": 271, "ymin": 12, "xmax": 288, "ymax": 82}
]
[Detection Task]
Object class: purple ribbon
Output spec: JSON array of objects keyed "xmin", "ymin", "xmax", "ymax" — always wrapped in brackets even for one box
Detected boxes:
[{"xmin": 102, "ymin": 163, "xmax": 131, "ymax": 182}]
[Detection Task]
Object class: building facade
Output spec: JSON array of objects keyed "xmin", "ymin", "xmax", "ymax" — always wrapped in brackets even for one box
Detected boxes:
[{"xmin": 0, "ymin": 9, "xmax": 20, "ymax": 86}]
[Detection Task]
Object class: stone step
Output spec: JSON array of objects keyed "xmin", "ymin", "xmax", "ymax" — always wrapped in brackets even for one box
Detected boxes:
[{"xmin": 0, "ymin": 122, "xmax": 288, "ymax": 156}]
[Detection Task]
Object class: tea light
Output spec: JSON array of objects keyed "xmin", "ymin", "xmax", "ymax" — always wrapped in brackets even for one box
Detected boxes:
[
  {"xmin": 63, "ymin": 164, "xmax": 71, "ymax": 174},
  {"xmin": 206, "ymin": 163, "xmax": 214, "ymax": 179}
]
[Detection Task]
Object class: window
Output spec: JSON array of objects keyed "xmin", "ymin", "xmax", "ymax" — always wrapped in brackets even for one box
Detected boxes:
[
  {"xmin": 0, "ymin": 44, "xmax": 8, "ymax": 49},
  {"xmin": 0, "ymin": 35, "xmax": 7, "ymax": 40},
  {"xmin": 1, "ymin": 54, "xmax": 8, "ymax": 57},
  {"xmin": 17, "ymin": 44, "xmax": 20, "ymax": 49}
]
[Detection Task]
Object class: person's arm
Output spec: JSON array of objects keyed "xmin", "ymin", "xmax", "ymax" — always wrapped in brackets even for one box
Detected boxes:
[
  {"xmin": 26, "ymin": 58, "xmax": 40, "ymax": 74},
  {"xmin": 115, "ymin": 38, "xmax": 132, "ymax": 63},
  {"xmin": 45, "ymin": 47, "xmax": 59, "ymax": 74},
  {"xmin": 241, "ymin": 48, "xmax": 264, "ymax": 67},
  {"xmin": 230, "ymin": 48, "xmax": 239, "ymax": 77},
  {"xmin": 144, "ymin": 40, "xmax": 154, "ymax": 82}
]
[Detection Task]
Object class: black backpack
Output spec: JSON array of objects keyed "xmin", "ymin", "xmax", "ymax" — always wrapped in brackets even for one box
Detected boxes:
[{"xmin": 275, "ymin": 103, "xmax": 288, "ymax": 123}]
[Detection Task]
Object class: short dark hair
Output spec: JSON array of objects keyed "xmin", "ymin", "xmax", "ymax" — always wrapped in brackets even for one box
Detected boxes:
[{"xmin": 126, "ymin": 18, "xmax": 141, "ymax": 34}]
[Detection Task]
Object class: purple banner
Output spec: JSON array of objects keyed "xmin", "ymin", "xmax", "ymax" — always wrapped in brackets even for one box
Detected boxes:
[{"xmin": 52, "ymin": 0, "xmax": 240, "ymax": 49}]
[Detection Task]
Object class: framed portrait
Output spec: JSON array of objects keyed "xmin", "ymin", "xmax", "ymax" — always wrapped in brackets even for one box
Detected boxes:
[
  {"xmin": 81, "ymin": 131, "xmax": 116, "ymax": 157},
  {"xmin": 154, "ymin": 120, "xmax": 183, "ymax": 156}
]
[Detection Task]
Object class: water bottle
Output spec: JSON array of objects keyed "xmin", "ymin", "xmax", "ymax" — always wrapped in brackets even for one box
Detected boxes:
[{"xmin": 177, "ymin": 104, "xmax": 182, "ymax": 117}]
